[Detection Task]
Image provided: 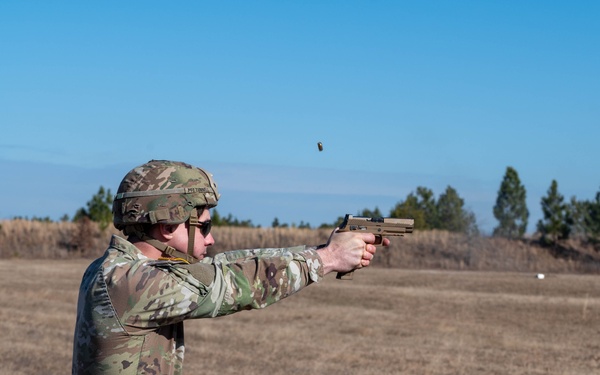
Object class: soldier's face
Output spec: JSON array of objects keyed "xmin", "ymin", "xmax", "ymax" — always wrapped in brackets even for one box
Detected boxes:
[
  {"xmin": 191, "ymin": 208, "xmax": 215, "ymax": 260},
  {"xmin": 168, "ymin": 208, "xmax": 215, "ymax": 260}
]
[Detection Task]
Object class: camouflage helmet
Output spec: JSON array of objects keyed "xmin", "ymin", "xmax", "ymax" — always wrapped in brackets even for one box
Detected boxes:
[{"xmin": 113, "ymin": 160, "xmax": 220, "ymax": 229}]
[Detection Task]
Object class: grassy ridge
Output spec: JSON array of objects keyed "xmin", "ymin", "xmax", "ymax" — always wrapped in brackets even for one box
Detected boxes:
[{"xmin": 1, "ymin": 219, "xmax": 599, "ymax": 273}]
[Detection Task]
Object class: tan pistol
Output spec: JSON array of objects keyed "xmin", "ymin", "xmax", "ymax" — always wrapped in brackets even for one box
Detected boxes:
[{"xmin": 336, "ymin": 214, "xmax": 414, "ymax": 280}]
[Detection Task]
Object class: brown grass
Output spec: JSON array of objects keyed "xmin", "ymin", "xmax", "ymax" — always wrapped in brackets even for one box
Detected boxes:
[
  {"xmin": 0, "ymin": 260, "xmax": 599, "ymax": 375},
  {"xmin": 3, "ymin": 220, "xmax": 599, "ymax": 274},
  {"xmin": 2, "ymin": 221, "xmax": 598, "ymax": 374}
]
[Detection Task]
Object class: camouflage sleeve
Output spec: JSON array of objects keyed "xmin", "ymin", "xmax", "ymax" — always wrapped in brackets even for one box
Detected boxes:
[
  {"xmin": 211, "ymin": 245, "xmax": 324, "ymax": 316},
  {"xmin": 117, "ymin": 246, "xmax": 323, "ymax": 329}
]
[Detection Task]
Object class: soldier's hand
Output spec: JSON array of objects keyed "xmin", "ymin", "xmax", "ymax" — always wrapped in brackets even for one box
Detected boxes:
[{"xmin": 316, "ymin": 229, "xmax": 388, "ymax": 275}]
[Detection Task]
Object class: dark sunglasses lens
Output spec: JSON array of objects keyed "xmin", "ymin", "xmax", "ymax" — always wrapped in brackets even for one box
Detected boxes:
[{"xmin": 201, "ymin": 221, "xmax": 211, "ymax": 236}]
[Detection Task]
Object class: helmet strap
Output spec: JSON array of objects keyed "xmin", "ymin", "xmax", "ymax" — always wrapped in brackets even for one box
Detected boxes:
[
  {"xmin": 129, "ymin": 225, "xmax": 199, "ymax": 264},
  {"xmin": 187, "ymin": 208, "xmax": 198, "ymax": 261}
]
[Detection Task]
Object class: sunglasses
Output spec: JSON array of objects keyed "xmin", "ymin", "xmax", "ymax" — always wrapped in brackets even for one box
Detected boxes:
[{"xmin": 190, "ymin": 219, "xmax": 212, "ymax": 237}]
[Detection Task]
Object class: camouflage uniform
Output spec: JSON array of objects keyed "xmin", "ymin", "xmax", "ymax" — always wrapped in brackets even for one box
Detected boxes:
[{"xmin": 72, "ymin": 235, "xmax": 324, "ymax": 374}]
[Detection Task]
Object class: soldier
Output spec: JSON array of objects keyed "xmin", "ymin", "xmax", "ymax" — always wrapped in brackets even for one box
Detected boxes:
[{"xmin": 72, "ymin": 160, "xmax": 387, "ymax": 374}]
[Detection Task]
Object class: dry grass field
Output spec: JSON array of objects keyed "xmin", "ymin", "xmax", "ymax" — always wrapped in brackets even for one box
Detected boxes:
[
  {"xmin": 3, "ymin": 220, "xmax": 600, "ymax": 274},
  {"xmin": 1, "ymin": 259, "xmax": 599, "ymax": 375}
]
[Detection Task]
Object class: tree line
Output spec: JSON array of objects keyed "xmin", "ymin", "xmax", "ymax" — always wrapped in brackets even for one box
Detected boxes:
[
  {"xmin": 364, "ymin": 166, "xmax": 600, "ymax": 248},
  {"xmin": 16, "ymin": 166, "xmax": 600, "ymax": 249},
  {"xmin": 493, "ymin": 167, "xmax": 600, "ymax": 248}
]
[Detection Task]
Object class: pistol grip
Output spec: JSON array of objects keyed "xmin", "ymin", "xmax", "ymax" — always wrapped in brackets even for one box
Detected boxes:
[{"xmin": 336, "ymin": 270, "xmax": 354, "ymax": 280}]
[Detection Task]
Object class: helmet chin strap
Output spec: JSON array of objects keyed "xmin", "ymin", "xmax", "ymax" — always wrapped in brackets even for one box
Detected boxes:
[
  {"xmin": 131, "ymin": 209, "xmax": 200, "ymax": 264},
  {"xmin": 186, "ymin": 208, "xmax": 198, "ymax": 260}
]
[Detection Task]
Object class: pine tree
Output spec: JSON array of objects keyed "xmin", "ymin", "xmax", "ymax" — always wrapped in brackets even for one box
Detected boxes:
[
  {"xmin": 74, "ymin": 186, "xmax": 113, "ymax": 230},
  {"xmin": 211, "ymin": 209, "xmax": 222, "ymax": 226},
  {"xmin": 437, "ymin": 186, "xmax": 478, "ymax": 234},
  {"xmin": 493, "ymin": 166, "xmax": 529, "ymax": 239},
  {"xmin": 537, "ymin": 180, "xmax": 571, "ymax": 246},
  {"xmin": 583, "ymin": 189, "xmax": 600, "ymax": 245},
  {"xmin": 271, "ymin": 217, "xmax": 280, "ymax": 228},
  {"xmin": 415, "ymin": 186, "xmax": 438, "ymax": 229},
  {"xmin": 568, "ymin": 196, "xmax": 588, "ymax": 238}
]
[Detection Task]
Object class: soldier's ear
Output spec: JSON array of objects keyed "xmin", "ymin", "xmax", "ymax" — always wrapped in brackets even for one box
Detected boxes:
[{"xmin": 158, "ymin": 223, "xmax": 176, "ymax": 239}]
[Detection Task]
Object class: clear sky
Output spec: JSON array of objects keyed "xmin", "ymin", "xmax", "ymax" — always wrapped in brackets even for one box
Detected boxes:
[{"xmin": 1, "ymin": 1, "xmax": 598, "ymax": 234}]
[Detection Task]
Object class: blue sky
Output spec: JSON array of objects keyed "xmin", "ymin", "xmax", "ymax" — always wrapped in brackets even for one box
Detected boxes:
[{"xmin": 1, "ymin": 1, "xmax": 598, "ymax": 234}]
